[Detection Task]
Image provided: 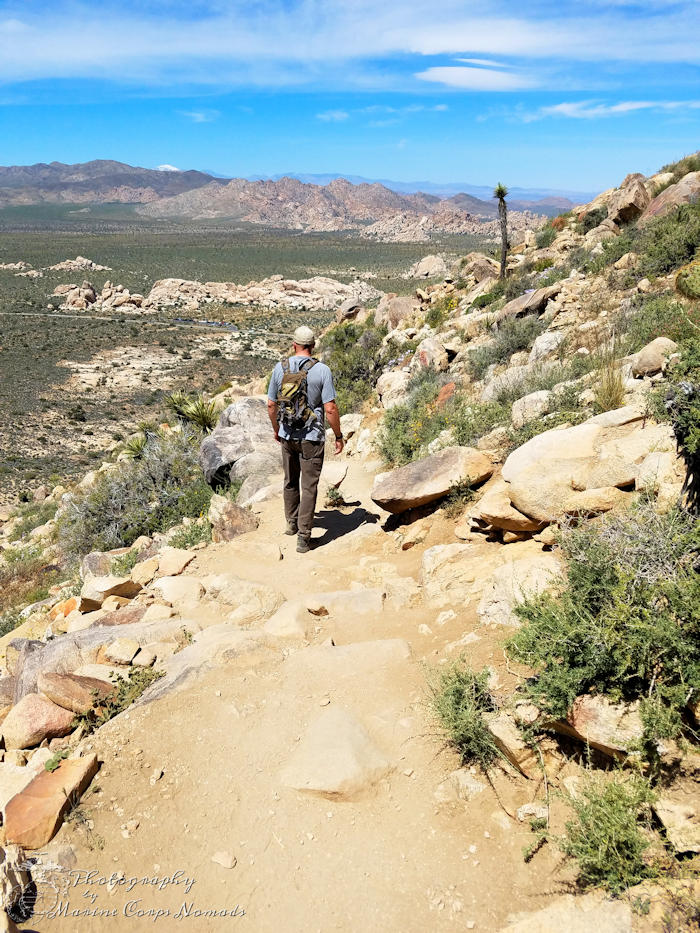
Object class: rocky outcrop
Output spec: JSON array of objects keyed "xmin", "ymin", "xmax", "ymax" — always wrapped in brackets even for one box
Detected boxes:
[
  {"xmin": 371, "ymin": 447, "xmax": 493, "ymax": 514},
  {"xmin": 199, "ymin": 397, "xmax": 281, "ymax": 490},
  {"xmin": 1, "ymin": 693, "xmax": 76, "ymax": 749},
  {"xmin": 405, "ymin": 255, "xmax": 448, "ymax": 278},
  {"xmin": 605, "ymin": 173, "xmax": 651, "ymax": 224},
  {"xmin": 142, "ymin": 276, "xmax": 381, "ymax": 314},
  {"xmin": 630, "ymin": 336, "xmax": 678, "ymax": 376},
  {"xmin": 477, "ymin": 554, "xmax": 562, "ymax": 626},
  {"xmin": 639, "ymin": 171, "xmax": 700, "ymax": 225}
]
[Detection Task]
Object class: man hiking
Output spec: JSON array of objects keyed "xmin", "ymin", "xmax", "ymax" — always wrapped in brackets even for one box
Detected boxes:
[{"xmin": 267, "ymin": 325, "xmax": 344, "ymax": 553}]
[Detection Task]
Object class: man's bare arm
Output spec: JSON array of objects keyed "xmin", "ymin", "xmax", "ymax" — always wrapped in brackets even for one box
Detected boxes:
[
  {"xmin": 324, "ymin": 400, "xmax": 344, "ymax": 454},
  {"xmin": 267, "ymin": 399, "xmax": 280, "ymax": 442}
]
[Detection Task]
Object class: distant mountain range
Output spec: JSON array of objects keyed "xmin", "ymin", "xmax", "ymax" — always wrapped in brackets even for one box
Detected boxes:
[{"xmin": 0, "ymin": 160, "xmax": 586, "ymax": 236}]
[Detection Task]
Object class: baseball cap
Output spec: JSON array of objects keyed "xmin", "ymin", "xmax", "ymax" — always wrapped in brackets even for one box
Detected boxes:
[{"xmin": 293, "ymin": 325, "xmax": 316, "ymax": 346}]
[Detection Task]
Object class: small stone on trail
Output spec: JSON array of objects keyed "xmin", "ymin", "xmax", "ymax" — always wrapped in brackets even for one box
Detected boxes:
[
  {"xmin": 149, "ymin": 768, "xmax": 164, "ymax": 785},
  {"xmin": 211, "ymin": 851, "xmax": 237, "ymax": 869}
]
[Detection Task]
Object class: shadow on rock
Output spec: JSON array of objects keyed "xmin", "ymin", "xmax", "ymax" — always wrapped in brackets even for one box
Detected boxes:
[{"xmin": 313, "ymin": 507, "xmax": 380, "ymax": 547}]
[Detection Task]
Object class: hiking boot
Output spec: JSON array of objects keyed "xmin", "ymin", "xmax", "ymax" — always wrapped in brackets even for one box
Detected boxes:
[
  {"xmin": 284, "ymin": 520, "xmax": 298, "ymax": 536},
  {"xmin": 296, "ymin": 534, "xmax": 312, "ymax": 553}
]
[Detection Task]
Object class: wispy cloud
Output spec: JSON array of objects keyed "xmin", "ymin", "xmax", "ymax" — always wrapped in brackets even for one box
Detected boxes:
[
  {"xmin": 316, "ymin": 109, "xmax": 349, "ymax": 122},
  {"xmin": 178, "ymin": 108, "xmax": 219, "ymax": 122},
  {"xmin": 524, "ymin": 99, "xmax": 700, "ymax": 121},
  {"xmin": 0, "ymin": 2, "xmax": 699, "ymax": 92},
  {"xmin": 417, "ymin": 66, "xmax": 537, "ymax": 91}
]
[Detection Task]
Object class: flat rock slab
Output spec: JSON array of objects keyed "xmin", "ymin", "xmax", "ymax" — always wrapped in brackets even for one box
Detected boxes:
[
  {"xmin": 280, "ymin": 707, "xmax": 392, "ymax": 799},
  {"xmin": 156, "ymin": 547, "xmax": 196, "ymax": 578},
  {"xmin": 554, "ymin": 695, "xmax": 643, "ymax": 757},
  {"xmin": 37, "ymin": 671, "xmax": 115, "ymax": 714},
  {"xmin": 152, "ymin": 576, "xmax": 206, "ymax": 607},
  {"xmin": 477, "ymin": 555, "xmax": 562, "ymax": 627},
  {"xmin": 1, "ymin": 693, "xmax": 76, "ymax": 750},
  {"xmin": 499, "ymin": 891, "xmax": 633, "ymax": 932},
  {"xmin": 103, "ymin": 637, "xmax": 140, "ymax": 665},
  {"xmin": 80, "ymin": 574, "xmax": 141, "ymax": 609},
  {"xmin": 0, "ymin": 757, "xmax": 54, "ymax": 818},
  {"xmin": 4, "ymin": 753, "xmax": 99, "ymax": 849},
  {"xmin": 653, "ymin": 796, "xmax": 700, "ymax": 853},
  {"xmin": 371, "ymin": 446, "xmax": 493, "ymax": 514}
]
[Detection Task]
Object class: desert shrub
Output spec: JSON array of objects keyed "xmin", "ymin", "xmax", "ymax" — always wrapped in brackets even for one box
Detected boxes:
[
  {"xmin": 489, "ymin": 356, "xmax": 593, "ymax": 408},
  {"xmin": 621, "ymin": 294, "xmax": 700, "ymax": 349},
  {"xmin": 660, "ymin": 152, "xmax": 700, "ymax": 185},
  {"xmin": 73, "ymin": 667, "xmax": 164, "ymax": 735},
  {"xmin": 427, "ymin": 659, "xmax": 499, "ymax": 769},
  {"xmin": 449, "ymin": 398, "xmax": 508, "ymax": 447},
  {"xmin": 57, "ymin": 428, "xmax": 213, "ymax": 559},
  {"xmin": 532, "ymin": 257, "xmax": 554, "ymax": 272},
  {"xmin": 580, "ymin": 206, "xmax": 608, "ymax": 233},
  {"xmin": 654, "ymin": 337, "xmax": 700, "ymax": 459},
  {"xmin": 676, "ymin": 259, "xmax": 700, "ymax": 300},
  {"xmin": 375, "ymin": 369, "xmax": 447, "ymax": 466},
  {"xmin": 110, "ymin": 549, "xmax": 141, "ymax": 576},
  {"xmin": 425, "ymin": 294, "xmax": 457, "ymax": 328},
  {"xmin": 0, "ymin": 542, "xmax": 62, "ymax": 615},
  {"xmin": 508, "ymin": 503, "xmax": 700, "ymax": 745},
  {"xmin": 472, "ymin": 290, "xmax": 499, "ymax": 309},
  {"xmin": 468, "ymin": 316, "xmax": 546, "ymax": 381},
  {"xmin": 638, "ymin": 203, "xmax": 700, "ymax": 278},
  {"xmin": 560, "ymin": 772, "xmax": 658, "ymax": 895},
  {"xmin": 593, "ymin": 342, "xmax": 626, "ymax": 413},
  {"xmin": 164, "ymin": 391, "xmax": 218, "ymax": 433},
  {"xmin": 535, "ymin": 224, "xmax": 557, "ymax": 249},
  {"xmin": 318, "ymin": 320, "xmax": 388, "ymax": 413},
  {"xmin": 8, "ymin": 500, "xmax": 57, "ymax": 542},
  {"xmin": 168, "ymin": 521, "xmax": 212, "ymax": 549}
]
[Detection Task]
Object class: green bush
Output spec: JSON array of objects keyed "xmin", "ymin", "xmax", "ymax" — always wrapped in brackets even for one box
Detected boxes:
[
  {"xmin": 427, "ymin": 659, "xmax": 500, "ymax": 769},
  {"xmin": 580, "ymin": 206, "xmax": 608, "ymax": 233},
  {"xmin": 660, "ymin": 152, "xmax": 700, "ymax": 185},
  {"xmin": 536, "ymin": 225, "xmax": 557, "ymax": 249},
  {"xmin": 676, "ymin": 259, "xmax": 700, "ymax": 299},
  {"xmin": 168, "ymin": 521, "xmax": 212, "ymax": 549},
  {"xmin": 508, "ymin": 503, "xmax": 700, "ymax": 745},
  {"xmin": 425, "ymin": 294, "xmax": 458, "ymax": 328},
  {"xmin": 621, "ymin": 294, "xmax": 700, "ymax": 349},
  {"xmin": 638, "ymin": 203, "xmax": 700, "ymax": 278},
  {"xmin": 654, "ymin": 337, "xmax": 700, "ymax": 458},
  {"xmin": 73, "ymin": 667, "xmax": 165, "ymax": 735},
  {"xmin": 164, "ymin": 391, "xmax": 218, "ymax": 433},
  {"xmin": 468, "ymin": 316, "xmax": 546, "ymax": 381},
  {"xmin": 318, "ymin": 320, "xmax": 388, "ymax": 413},
  {"xmin": 375, "ymin": 369, "xmax": 446, "ymax": 466},
  {"xmin": 7, "ymin": 500, "xmax": 57, "ymax": 542},
  {"xmin": 560, "ymin": 772, "xmax": 658, "ymax": 895},
  {"xmin": 57, "ymin": 428, "xmax": 213, "ymax": 559}
]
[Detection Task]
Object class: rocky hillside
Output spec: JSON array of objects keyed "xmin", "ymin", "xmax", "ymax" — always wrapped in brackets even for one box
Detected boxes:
[
  {"xmin": 137, "ymin": 174, "xmax": 544, "ymax": 239},
  {"xmin": 0, "ymin": 152, "xmax": 699, "ymax": 930},
  {"xmin": 0, "ymin": 160, "xmax": 224, "ymax": 206}
]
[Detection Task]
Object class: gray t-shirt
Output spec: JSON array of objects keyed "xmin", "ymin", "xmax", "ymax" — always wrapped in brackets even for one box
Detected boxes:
[{"xmin": 267, "ymin": 356, "xmax": 336, "ymax": 442}]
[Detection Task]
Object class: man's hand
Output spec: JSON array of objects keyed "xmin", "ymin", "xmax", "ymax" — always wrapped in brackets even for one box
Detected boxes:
[
  {"xmin": 334, "ymin": 437, "xmax": 344, "ymax": 456},
  {"xmin": 324, "ymin": 400, "xmax": 344, "ymax": 456},
  {"xmin": 267, "ymin": 399, "xmax": 281, "ymax": 442}
]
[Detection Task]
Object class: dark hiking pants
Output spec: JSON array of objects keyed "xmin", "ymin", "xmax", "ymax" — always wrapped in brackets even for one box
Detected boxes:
[{"xmin": 281, "ymin": 439, "xmax": 325, "ymax": 538}]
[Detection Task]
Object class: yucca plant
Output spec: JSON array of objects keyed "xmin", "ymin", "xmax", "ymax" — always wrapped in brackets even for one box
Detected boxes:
[
  {"xmin": 121, "ymin": 434, "xmax": 148, "ymax": 460},
  {"xmin": 164, "ymin": 392, "xmax": 218, "ymax": 433}
]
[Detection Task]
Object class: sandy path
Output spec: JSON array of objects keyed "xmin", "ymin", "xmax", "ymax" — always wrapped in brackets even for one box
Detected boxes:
[{"xmin": 29, "ymin": 457, "xmax": 567, "ymax": 933}]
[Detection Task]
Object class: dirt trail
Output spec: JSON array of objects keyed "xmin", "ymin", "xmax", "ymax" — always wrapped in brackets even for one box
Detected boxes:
[{"xmin": 33, "ymin": 458, "xmax": 569, "ymax": 933}]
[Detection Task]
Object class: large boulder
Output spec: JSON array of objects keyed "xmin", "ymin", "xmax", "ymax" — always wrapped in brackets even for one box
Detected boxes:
[
  {"xmin": 511, "ymin": 390, "xmax": 552, "ymax": 429},
  {"xmin": 376, "ymin": 371, "xmax": 411, "ymax": 409},
  {"xmin": 631, "ymin": 336, "xmax": 678, "ymax": 377},
  {"xmin": 37, "ymin": 671, "xmax": 114, "ymax": 714},
  {"xmin": 477, "ymin": 554, "xmax": 562, "ymax": 626},
  {"xmin": 374, "ymin": 295, "xmax": 419, "ymax": 329},
  {"xmin": 499, "ymin": 409, "xmax": 674, "ymax": 524},
  {"xmin": 639, "ymin": 171, "xmax": 700, "ymax": 226},
  {"xmin": 410, "ymin": 337, "xmax": 448, "ymax": 372},
  {"xmin": 199, "ymin": 397, "xmax": 280, "ymax": 488},
  {"xmin": 606, "ymin": 173, "xmax": 651, "ymax": 224},
  {"xmin": 371, "ymin": 447, "xmax": 493, "ymax": 514},
  {"xmin": 207, "ymin": 494, "xmax": 259, "ymax": 543},
  {"xmin": 4, "ymin": 754, "xmax": 99, "ymax": 849},
  {"xmin": 499, "ymin": 891, "xmax": 633, "ymax": 933},
  {"xmin": 1, "ymin": 694, "xmax": 76, "ymax": 749},
  {"xmin": 459, "ymin": 252, "xmax": 500, "ymax": 283},
  {"xmin": 407, "ymin": 255, "xmax": 447, "ymax": 278},
  {"xmin": 553, "ymin": 695, "xmax": 643, "ymax": 757},
  {"xmin": 473, "ymin": 479, "xmax": 545, "ymax": 532},
  {"xmin": 492, "ymin": 283, "xmax": 563, "ymax": 325}
]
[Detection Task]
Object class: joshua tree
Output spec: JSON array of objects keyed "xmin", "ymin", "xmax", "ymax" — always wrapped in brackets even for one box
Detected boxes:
[{"xmin": 493, "ymin": 182, "xmax": 508, "ymax": 280}]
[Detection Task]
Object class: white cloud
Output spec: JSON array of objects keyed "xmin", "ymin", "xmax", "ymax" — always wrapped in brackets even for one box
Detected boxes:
[
  {"xmin": 417, "ymin": 66, "xmax": 536, "ymax": 91},
  {"xmin": 458, "ymin": 57, "xmax": 510, "ymax": 68},
  {"xmin": 156, "ymin": 164, "xmax": 181, "ymax": 172},
  {"xmin": 179, "ymin": 109, "xmax": 219, "ymax": 122},
  {"xmin": 526, "ymin": 99, "xmax": 700, "ymax": 120},
  {"xmin": 316, "ymin": 109, "xmax": 349, "ymax": 121}
]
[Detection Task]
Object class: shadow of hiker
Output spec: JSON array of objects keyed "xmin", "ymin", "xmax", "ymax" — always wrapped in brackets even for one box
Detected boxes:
[{"xmin": 313, "ymin": 506, "xmax": 380, "ymax": 548}]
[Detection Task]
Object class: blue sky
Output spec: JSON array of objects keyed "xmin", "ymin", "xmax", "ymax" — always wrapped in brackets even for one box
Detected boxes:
[{"xmin": 0, "ymin": 1, "xmax": 699, "ymax": 193}]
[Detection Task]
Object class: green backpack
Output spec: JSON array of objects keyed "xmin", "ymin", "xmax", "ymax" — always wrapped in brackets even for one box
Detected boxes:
[{"xmin": 277, "ymin": 357, "xmax": 318, "ymax": 431}]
